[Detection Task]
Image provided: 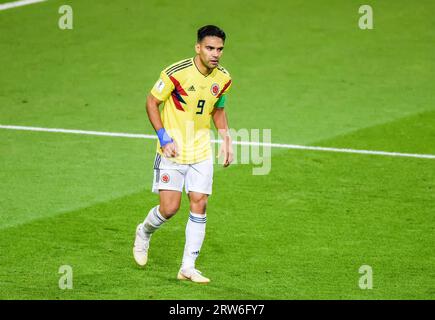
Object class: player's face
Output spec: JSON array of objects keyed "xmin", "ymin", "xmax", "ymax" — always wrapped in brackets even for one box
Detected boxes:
[{"xmin": 195, "ymin": 36, "xmax": 224, "ymax": 69}]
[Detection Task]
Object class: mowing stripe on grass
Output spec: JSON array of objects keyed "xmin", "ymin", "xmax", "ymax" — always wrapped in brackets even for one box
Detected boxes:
[
  {"xmin": 0, "ymin": 0, "xmax": 46, "ymax": 11},
  {"xmin": 1, "ymin": 124, "xmax": 434, "ymax": 160}
]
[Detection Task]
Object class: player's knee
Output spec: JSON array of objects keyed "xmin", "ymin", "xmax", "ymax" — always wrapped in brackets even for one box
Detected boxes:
[
  {"xmin": 190, "ymin": 196, "xmax": 208, "ymax": 214},
  {"xmin": 159, "ymin": 203, "xmax": 180, "ymax": 218}
]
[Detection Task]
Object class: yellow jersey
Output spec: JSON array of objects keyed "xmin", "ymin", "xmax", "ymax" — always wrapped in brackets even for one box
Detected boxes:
[{"xmin": 150, "ymin": 57, "xmax": 232, "ymax": 164}]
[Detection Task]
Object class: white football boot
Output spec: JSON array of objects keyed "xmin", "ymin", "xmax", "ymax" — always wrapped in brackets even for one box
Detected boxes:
[
  {"xmin": 177, "ymin": 268, "xmax": 210, "ymax": 284},
  {"xmin": 133, "ymin": 224, "xmax": 150, "ymax": 267}
]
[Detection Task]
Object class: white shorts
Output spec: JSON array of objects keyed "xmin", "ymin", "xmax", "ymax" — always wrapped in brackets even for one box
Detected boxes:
[{"xmin": 152, "ymin": 153, "xmax": 214, "ymax": 195}]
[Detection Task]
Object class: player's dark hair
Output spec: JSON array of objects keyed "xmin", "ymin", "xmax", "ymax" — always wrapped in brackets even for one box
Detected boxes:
[{"xmin": 197, "ymin": 25, "xmax": 226, "ymax": 43}]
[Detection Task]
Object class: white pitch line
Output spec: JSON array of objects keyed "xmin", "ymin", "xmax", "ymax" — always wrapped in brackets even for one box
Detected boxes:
[
  {"xmin": 0, "ymin": 0, "xmax": 46, "ymax": 11},
  {"xmin": 0, "ymin": 124, "xmax": 156, "ymax": 139},
  {"xmin": 1, "ymin": 124, "xmax": 434, "ymax": 160}
]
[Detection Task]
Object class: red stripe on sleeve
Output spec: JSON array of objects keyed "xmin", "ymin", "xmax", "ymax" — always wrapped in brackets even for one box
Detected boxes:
[{"xmin": 216, "ymin": 79, "xmax": 232, "ymax": 98}]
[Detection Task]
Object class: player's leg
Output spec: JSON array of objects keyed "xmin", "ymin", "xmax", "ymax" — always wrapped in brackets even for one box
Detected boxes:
[
  {"xmin": 134, "ymin": 191, "xmax": 183, "ymax": 267},
  {"xmin": 158, "ymin": 190, "xmax": 182, "ymax": 218},
  {"xmin": 142, "ymin": 189, "xmax": 182, "ymax": 237},
  {"xmin": 133, "ymin": 154, "xmax": 185, "ymax": 266},
  {"xmin": 183, "ymin": 191, "xmax": 208, "ymax": 268},
  {"xmin": 188, "ymin": 192, "xmax": 208, "ymax": 214},
  {"xmin": 177, "ymin": 158, "xmax": 213, "ymax": 283},
  {"xmin": 178, "ymin": 191, "xmax": 209, "ymax": 283}
]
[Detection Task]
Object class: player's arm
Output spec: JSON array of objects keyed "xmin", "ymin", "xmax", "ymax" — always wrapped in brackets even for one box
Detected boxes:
[
  {"xmin": 147, "ymin": 73, "xmax": 178, "ymax": 157},
  {"xmin": 212, "ymin": 105, "xmax": 233, "ymax": 167},
  {"xmin": 146, "ymin": 94, "xmax": 164, "ymax": 132}
]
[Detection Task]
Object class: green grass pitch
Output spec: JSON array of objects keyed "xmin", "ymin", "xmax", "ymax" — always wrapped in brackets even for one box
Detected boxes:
[{"xmin": 1, "ymin": 0, "xmax": 434, "ymax": 299}]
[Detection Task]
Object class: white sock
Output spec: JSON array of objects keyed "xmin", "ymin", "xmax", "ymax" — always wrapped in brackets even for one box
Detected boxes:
[
  {"xmin": 181, "ymin": 212, "xmax": 207, "ymax": 270},
  {"xmin": 141, "ymin": 205, "xmax": 167, "ymax": 240}
]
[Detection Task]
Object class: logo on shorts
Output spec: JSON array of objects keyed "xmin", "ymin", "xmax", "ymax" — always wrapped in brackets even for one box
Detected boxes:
[
  {"xmin": 161, "ymin": 173, "xmax": 170, "ymax": 183},
  {"xmin": 211, "ymin": 83, "xmax": 220, "ymax": 96}
]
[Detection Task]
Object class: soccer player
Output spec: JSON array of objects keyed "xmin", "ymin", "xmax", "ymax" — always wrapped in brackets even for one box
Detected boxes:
[{"xmin": 133, "ymin": 25, "xmax": 233, "ymax": 283}]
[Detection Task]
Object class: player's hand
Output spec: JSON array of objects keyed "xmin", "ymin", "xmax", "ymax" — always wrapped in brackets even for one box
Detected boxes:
[
  {"xmin": 162, "ymin": 140, "xmax": 179, "ymax": 158},
  {"xmin": 217, "ymin": 135, "xmax": 234, "ymax": 167}
]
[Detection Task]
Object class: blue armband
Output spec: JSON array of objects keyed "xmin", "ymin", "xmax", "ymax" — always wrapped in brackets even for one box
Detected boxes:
[{"xmin": 156, "ymin": 128, "xmax": 173, "ymax": 147}]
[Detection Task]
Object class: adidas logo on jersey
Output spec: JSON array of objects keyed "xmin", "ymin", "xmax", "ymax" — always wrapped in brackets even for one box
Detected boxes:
[{"xmin": 187, "ymin": 85, "xmax": 196, "ymax": 92}]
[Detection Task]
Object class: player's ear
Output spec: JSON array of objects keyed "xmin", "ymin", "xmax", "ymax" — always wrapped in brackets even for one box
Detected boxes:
[{"xmin": 195, "ymin": 43, "xmax": 200, "ymax": 54}]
